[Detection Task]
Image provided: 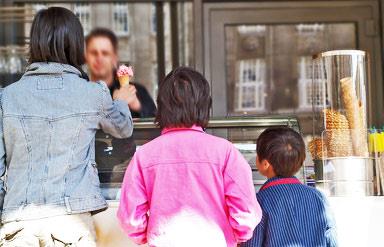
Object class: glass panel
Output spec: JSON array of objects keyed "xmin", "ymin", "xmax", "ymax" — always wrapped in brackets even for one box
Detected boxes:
[
  {"xmin": 24, "ymin": 3, "xmax": 147, "ymax": 98},
  {"xmin": 177, "ymin": 2, "xmax": 194, "ymax": 67},
  {"xmin": 23, "ymin": 2, "xmax": 194, "ymax": 99},
  {"xmin": 164, "ymin": 2, "xmax": 194, "ymax": 76},
  {"xmin": 163, "ymin": 2, "xmax": 173, "ymax": 75},
  {"xmin": 225, "ymin": 23, "xmax": 357, "ymax": 117},
  {"xmin": 0, "ymin": 46, "xmax": 28, "ymax": 87},
  {"xmin": 73, "ymin": 3, "xmax": 91, "ymax": 35},
  {"xmin": 98, "ymin": 117, "xmax": 301, "ymax": 200},
  {"xmin": 113, "ymin": 3, "xmax": 130, "ymax": 37},
  {"xmin": 96, "ymin": 127, "xmax": 162, "ymax": 200}
]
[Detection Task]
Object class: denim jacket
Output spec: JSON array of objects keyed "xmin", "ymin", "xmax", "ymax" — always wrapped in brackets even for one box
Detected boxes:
[{"xmin": 0, "ymin": 62, "xmax": 133, "ymax": 223}]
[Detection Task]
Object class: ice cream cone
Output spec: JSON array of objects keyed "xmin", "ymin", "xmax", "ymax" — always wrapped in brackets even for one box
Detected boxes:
[
  {"xmin": 118, "ymin": 75, "xmax": 130, "ymax": 87},
  {"xmin": 116, "ymin": 65, "xmax": 134, "ymax": 87}
]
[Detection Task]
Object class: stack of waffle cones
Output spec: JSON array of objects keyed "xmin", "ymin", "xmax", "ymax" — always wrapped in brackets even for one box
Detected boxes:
[
  {"xmin": 309, "ymin": 138, "xmax": 327, "ymax": 160},
  {"xmin": 324, "ymin": 109, "xmax": 353, "ymax": 157},
  {"xmin": 340, "ymin": 77, "xmax": 369, "ymax": 157}
]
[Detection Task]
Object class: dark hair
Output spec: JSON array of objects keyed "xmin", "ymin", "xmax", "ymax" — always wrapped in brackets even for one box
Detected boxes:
[
  {"xmin": 85, "ymin": 28, "xmax": 118, "ymax": 52},
  {"xmin": 29, "ymin": 7, "xmax": 85, "ymax": 72},
  {"xmin": 155, "ymin": 67, "xmax": 212, "ymax": 129},
  {"xmin": 257, "ymin": 127, "xmax": 305, "ymax": 177}
]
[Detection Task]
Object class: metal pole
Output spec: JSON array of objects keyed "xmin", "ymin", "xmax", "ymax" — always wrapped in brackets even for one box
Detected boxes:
[
  {"xmin": 156, "ymin": 1, "xmax": 165, "ymax": 82},
  {"xmin": 170, "ymin": 1, "xmax": 179, "ymax": 69}
]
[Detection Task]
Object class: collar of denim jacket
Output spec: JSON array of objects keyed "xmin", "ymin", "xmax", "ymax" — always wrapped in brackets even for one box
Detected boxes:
[{"xmin": 23, "ymin": 62, "xmax": 82, "ymax": 77}]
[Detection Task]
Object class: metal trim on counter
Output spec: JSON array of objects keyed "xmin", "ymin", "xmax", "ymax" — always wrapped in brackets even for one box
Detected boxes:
[
  {"xmin": 12, "ymin": 0, "xmax": 192, "ymax": 3},
  {"xmin": 133, "ymin": 116, "xmax": 300, "ymax": 130},
  {"xmin": 312, "ymin": 49, "xmax": 366, "ymax": 59}
]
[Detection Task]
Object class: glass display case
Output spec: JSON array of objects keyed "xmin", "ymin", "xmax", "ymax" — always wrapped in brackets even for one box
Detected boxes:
[
  {"xmin": 96, "ymin": 116, "xmax": 302, "ymax": 201},
  {"xmin": 0, "ymin": 3, "xmax": 194, "ymax": 98},
  {"xmin": 310, "ymin": 50, "xmax": 374, "ymax": 196},
  {"xmin": 0, "ymin": 45, "xmax": 28, "ymax": 87}
]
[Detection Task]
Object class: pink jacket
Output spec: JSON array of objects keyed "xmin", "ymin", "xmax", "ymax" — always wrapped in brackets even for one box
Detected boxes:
[{"xmin": 117, "ymin": 126, "xmax": 262, "ymax": 246}]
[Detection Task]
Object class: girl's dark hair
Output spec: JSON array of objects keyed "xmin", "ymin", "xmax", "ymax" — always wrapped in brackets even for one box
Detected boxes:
[
  {"xmin": 257, "ymin": 127, "xmax": 306, "ymax": 177},
  {"xmin": 155, "ymin": 67, "xmax": 212, "ymax": 129},
  {"xmin": 29, "ymin": 7, "xmax": 85, "ymax": 72}
]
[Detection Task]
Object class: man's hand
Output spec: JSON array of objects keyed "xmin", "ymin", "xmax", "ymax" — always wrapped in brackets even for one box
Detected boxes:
[{"xmin": 113, "ymin": 85, "xmax": 142, "ymax": 112}]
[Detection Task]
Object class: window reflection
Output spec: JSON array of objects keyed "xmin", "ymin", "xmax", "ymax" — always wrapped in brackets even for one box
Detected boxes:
[
  {"xmin": 226, "ymin": 23, "xmax": 356, "ymax": 115},
  {"xmin": 25, "ymin": 2, "xmax": 194, "ymax": 100}
]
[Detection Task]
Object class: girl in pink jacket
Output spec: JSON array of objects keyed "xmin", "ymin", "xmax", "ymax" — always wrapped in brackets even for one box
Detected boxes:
[{"xmin": 117, "ymin": 67, "xmax": 262, "ymax": 246}]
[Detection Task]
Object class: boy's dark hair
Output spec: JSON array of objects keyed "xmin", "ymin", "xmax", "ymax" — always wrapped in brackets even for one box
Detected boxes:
[
  {"xmin": 257, "ymin": 127, "xmax": 305, "ymax": 177},
  {"xmin": 85, "ymin": 28, "xmax": 118, "ymax": 52},
  {"xmin": 29, "ymin": 7, "xmax": 85, "ymax": 72},
  {"xmin": 155, "ymin": 67, "xmax": 212, "ymax": 129}
]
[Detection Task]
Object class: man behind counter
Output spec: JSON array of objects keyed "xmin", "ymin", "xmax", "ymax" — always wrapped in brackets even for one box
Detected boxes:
[
  {"xmin": 85, "ymin": 28, "xmax": 157, "ymax": 184},
  {"xmin": 85, "ymin": 28, "xmax": 156, "ymax": 118}
]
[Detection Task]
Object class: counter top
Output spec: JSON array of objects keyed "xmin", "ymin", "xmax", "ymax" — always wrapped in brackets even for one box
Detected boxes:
[
  {"xmin": 328, "ymin": 196, "xmax": 384, "ymax": 247},
  {"xmin": 94, "ymin": 197, "xmax": 384, "ymax": 247}
]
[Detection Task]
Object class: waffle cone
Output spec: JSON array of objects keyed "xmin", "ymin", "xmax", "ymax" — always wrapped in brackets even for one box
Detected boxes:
[
  {"xmin": 309, "ymin": 138, "xmax": 327, "ymax": 160},
  {"xmin": 323, "ymin": 109, "xmax": 353, "ymax": 157},
  {"xmin": 340, "ymin": 77, "xmax": 368, "ymax": 157},
  {"xmin": 118, "ymin": 75, "xmax": 130, "ymax": 87},
  {"xmin": 326, "ymin": 129, "xmax": 353, "ymax": 157}
]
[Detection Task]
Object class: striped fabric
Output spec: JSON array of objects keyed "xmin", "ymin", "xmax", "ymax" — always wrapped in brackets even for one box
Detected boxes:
[{"xmin": 241, "ymin": 177, "xmax": 338, "ymax": 247}]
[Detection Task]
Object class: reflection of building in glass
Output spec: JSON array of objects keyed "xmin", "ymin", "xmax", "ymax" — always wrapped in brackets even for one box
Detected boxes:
[
  {"xmin": 113, "ymin": 3, "xmax": 129, "ymax": 36},
  {"xmin": 296, "ymin": 24, "xmax": 331, "ymax": 111},
  {"xmin": 296, "ymin": 24, "xmax": 324, "ymax": 35},
  {"xmin": 31, "ymin": 4, "xmax": 46, "ymax": 12},
  {"xmin": 226, "ymin": 25, "xmax": 267, "ymax": 114},
  {"xmin": 235, "ymin": 59, "xmax": 266, "ymax": 112},
  {"xmin": 74, "ymin": 3, "xmax": 91, "ymax": 34},
  {"xmin": 297, "ymin": 56, "xmax": 327, "ymax": 110},
  {"xmin": 150, "ymin": 4, "xmax": 157, "ymax": 34},
  {"xmin": 26, "ymin": 3, "xmax": 193, "ymax": 99},
  {"xmin": 226, "ymin": 23, "xmax": 355, "ymax": 115}
]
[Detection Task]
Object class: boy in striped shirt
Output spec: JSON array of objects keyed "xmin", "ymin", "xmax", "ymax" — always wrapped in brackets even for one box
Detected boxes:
[{"xmin": 242, "ymin": 127, "xmax": 337, "ymax": 247}]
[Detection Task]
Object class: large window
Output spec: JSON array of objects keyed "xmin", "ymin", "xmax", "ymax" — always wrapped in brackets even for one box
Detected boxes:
[
  {"xmin": 22, "ymin": 2, "xmax": 194, "ymax": 100},
  {"xmin": 225, "ymin": 23, "xmax": 356, "ymax": 115}
]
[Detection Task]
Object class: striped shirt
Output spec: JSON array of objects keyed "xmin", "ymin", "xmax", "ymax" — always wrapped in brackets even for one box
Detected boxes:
[{"xmin": 241, "ymin": 177, "xmax": 338, "ymax": 247}]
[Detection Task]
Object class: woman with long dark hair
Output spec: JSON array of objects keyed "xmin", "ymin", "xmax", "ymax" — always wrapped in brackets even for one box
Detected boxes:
[{"xmin": 0, "ymin": 7, "xmax": 133, "ymax": 246}]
